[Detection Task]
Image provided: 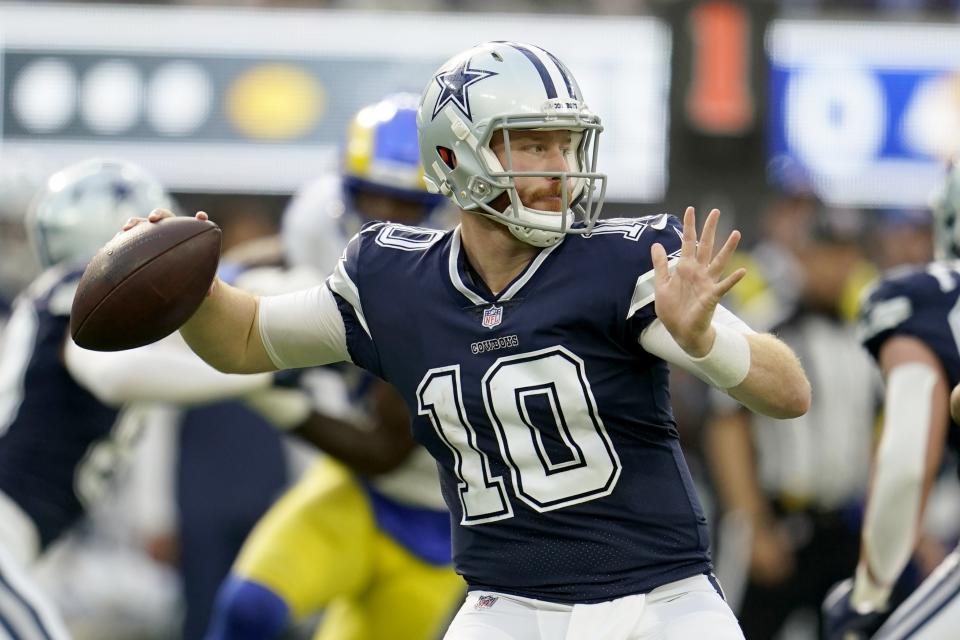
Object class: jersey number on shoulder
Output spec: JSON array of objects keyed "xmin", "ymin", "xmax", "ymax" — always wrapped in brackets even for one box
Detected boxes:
[
  {"xmin": 417, "ymin": 346, "xmax": 622, "ymax": 525},
  {"xmin": 374, "ymin": 224, "xmax": 444, "ymax": 251}
]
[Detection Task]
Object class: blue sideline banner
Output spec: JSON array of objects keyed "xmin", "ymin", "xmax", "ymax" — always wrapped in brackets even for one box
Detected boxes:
[{"xmin": 767, "ymin": 19, "xmax": 960, "ymax": 207}]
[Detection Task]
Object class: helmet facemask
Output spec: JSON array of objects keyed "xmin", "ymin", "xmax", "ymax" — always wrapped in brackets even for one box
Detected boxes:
[{"xmin": 466, "ymin": 114, "xmax": 606, "ymax": 247}]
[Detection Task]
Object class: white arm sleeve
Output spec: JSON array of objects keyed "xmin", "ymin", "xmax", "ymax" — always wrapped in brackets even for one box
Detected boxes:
[
  {"xmin": 639, "ymin": 304, "xmax": 755, "ymax": 382},
  {"xmin": 121, "ymin": 404, "xmax": 180, "ymax": 537},
  {"xmin": 64, "ymin": 332, "xmax": 273, "ymax": 408},
  {"xmin": 852, "ymin": 362, "xmax": 937, "ymax": 611},
  {"xmin": 257, "ymin": 283, "xmax": 351, "ymax": 369}
]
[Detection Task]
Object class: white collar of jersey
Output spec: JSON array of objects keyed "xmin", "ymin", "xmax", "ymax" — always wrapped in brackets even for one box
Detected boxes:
[{"xmin": 448, "ymin": 226, "xmax": 561, "ymax": 305}]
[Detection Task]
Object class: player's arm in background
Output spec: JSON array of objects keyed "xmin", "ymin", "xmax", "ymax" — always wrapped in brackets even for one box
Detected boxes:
[
  {"xmin": 64, "ymin": 331, "xmax": 274, "ymax": 406},
  {"xmin": 248, "ymin": 376, "xmax": 416, "ymax": 477},
  {"xmin": 294, "ymin": 379, "xmax": 414, "ymax": 476},
  {"xmin": 849, "ymin": 335, "xmax": 949, "ymax": 613},
  {"xmin": 703, "ymin": 403, "xmax": 796, "ymax": 592},
  {"xmin": 643, "ymin": 207, "xmax": 811, "ymax": 419}
]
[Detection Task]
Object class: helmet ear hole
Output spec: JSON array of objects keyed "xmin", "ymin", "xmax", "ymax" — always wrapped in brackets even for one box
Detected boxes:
[{"xmin": 437, "ymin": 146, "xmax": 457, "ymax": 169}]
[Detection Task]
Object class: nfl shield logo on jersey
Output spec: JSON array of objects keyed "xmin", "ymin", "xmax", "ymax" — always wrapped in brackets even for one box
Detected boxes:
[
  {"xmin": 474, "ymin": 595, "xmax": 498, "ymax": 610},
  {"xmin": 482, "ymin": 305, "xmax": 503, "ymax": 329}
]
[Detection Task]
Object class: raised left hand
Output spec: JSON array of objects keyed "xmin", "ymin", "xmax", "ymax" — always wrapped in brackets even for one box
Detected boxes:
[{"xmin": 651, "ymin": 207, "xmax": 745, "ymax": 357}]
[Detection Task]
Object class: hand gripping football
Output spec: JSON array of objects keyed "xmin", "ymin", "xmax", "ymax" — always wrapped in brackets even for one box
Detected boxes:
[{"xmin": 70, "ymin": 217, "xmax": 222, "ymax": 351}]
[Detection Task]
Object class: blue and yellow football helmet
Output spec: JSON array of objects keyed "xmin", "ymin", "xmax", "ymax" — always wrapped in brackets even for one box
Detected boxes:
[
  {"xmin": 342, "ymin": 93, "xmax": 446, "ymax": 213},
  {"xmin": 281, "ymin": 94, "xmax": 448, "ymax": 275}
]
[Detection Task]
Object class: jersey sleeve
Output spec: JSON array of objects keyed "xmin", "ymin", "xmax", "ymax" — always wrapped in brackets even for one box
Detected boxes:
[
  {"xmin": 623, "ymin": 214, "xmax": 684, "ymax": 336},
  {"xmin": 857, "ymin": 271, "xmax": 927, "ymax": 361},
  {"xmin": 257, "ymin": 284, "xmax": 351, "ymax": 369},
  {"xmin": 324, "ymin": 222, "xmax": 385, "ymax": 377}
]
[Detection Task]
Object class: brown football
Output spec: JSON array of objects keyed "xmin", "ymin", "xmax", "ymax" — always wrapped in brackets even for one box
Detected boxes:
[{"xmin": 70, "ymin": 217, "xmax": 222, "ymax": 351}]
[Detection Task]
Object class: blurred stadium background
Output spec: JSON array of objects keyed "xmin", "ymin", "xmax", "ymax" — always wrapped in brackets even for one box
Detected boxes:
[{"xmin": 1, "ymin": 1, "xmax": 959, "ymax": 639}]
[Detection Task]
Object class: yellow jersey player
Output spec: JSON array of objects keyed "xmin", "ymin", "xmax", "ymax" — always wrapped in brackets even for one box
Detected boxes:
[{"xmin": 204, "ymin": 94, "xmax": 464, "ymax": 640}]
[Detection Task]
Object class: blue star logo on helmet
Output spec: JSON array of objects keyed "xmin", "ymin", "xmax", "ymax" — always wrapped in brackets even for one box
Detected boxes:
[{"xmin": 431, "ymin": 59, "xmax": 497, "ymax": 122}]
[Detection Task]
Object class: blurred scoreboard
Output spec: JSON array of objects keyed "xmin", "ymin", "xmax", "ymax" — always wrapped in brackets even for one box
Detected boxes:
[
  {"xmin": 768, "ymin": 19, "xmax": 960, "ymax": 207},
  {"xmin": 0, "ymin": 3, "xmax": 671, "ymax": 200}
]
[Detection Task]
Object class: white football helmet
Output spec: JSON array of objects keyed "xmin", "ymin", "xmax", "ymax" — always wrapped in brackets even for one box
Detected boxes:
[
  {"xmin": 933, "ymin": 161, "xmax": 960, "ymax": 260},
  {"xmin": 417, "ymin": 41, "xmax": 607, "ymax": 247},
  {"xmin": 27, "ymin": 159, "xmax": 173, "ymax": 268}
]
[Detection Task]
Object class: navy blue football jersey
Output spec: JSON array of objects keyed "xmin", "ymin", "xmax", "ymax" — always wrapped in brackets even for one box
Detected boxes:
[
  {"xmin": 327, "ymin": 216, "xmax": 711, "ymax": 603},
  {"xmin": 0, "ymin": 266, "xmax": 130, "ymax": 549},
  {"xmin": 858, "ymin": 261, "xmax": 960, "ymax": 459}
]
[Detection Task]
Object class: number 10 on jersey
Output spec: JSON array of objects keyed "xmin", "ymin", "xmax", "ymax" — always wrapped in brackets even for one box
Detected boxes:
[{"xmin": 417, "ymin": 346, "xmax": 623, "ymax": 525}]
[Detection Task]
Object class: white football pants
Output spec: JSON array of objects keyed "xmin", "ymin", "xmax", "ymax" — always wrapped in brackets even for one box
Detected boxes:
[{"xmin": 443, "ymin": 574, "xmax": 744, "ymax": 640}]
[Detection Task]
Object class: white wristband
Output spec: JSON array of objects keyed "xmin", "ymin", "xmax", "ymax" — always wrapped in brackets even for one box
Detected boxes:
[{"xmin": 689, "ymin": 322, "xmax": 751, "ymax": 389}]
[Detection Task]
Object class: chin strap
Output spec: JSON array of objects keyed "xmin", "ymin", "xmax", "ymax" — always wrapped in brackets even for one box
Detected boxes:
[
  {"xmin": 501, "ymin": 191, "xmax": 574, "ymax": 247},
  {"xmin": 507, "ymin": 222, "xmax": 564, "ymax": 247},
  {"xmin": 472, "ymin": 198, "xmax": 568, "ymax": 247}
]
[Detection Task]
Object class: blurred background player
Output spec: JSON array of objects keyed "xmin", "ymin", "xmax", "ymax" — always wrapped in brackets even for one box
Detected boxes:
[
  {"xmin": 0, "ymin": 158, "xmax": 279, "ymax": 639},
  {"xmin": 822, "ymin": 161, "xmax": 960, "ymax": 638},
  {"xmin": 205, "ymin": 93, "xmax": 464, "ymax": 640}
]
